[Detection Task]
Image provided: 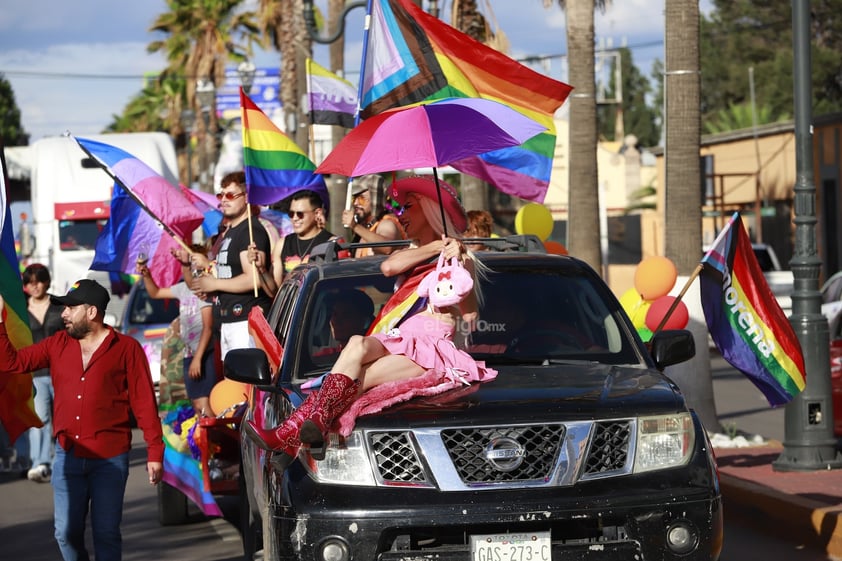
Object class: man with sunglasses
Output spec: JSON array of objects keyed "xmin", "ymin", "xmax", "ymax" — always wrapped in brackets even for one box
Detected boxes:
[
  {"xmin": 190, "ymin": 171, "xmax": 272, "ymax": 359},
  {"xmin": 258, "ymin": 190, "xmax": 335, "ymax": 290},
  {"xmin": 341, "ymin": 174, "xmax": 405, "ymax": 258}
]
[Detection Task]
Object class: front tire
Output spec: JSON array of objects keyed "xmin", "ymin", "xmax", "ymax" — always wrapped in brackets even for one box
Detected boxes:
[
  {"xmin": 157, "ymin": 481, "xmax": 188, "ymax": 526},
  {"xmin": 239, "ymin": 473, "xmax": 262, "ymax": 560}
]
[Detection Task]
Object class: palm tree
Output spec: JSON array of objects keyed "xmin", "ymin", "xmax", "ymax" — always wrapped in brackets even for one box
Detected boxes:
[
  {"xmin": 663, "ymin": 0, "xmax": 721, "ymax": 433},
  {"xmin": 258, "ymin": 0, "xmax": 312, "ymax": 151},
  {"xmin": 148, "ymin": 0, "xmax": 259, "ymax": 186},
  {"xmin": 545, "ymin": 0, "xmax": 606, "ymax": 273}
]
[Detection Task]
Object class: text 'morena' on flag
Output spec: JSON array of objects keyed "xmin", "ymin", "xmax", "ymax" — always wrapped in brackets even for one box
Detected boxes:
[{"xmin": 700, "ymin": 212, "xmax": 805, "ymax": 406}]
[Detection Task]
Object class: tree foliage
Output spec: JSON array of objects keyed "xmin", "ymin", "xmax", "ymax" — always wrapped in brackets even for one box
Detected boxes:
[
  {"xmin": 700, "ymin": 0, "xmax": 842, "ymax": 127},
  {"xmin": 0, "ymin": 74, "xmax": 29, "ymax": 146}
]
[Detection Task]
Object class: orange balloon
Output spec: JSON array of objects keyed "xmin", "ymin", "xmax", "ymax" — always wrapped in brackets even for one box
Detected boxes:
[
  {"xmin": 634, "ymin": 256, "xmax": 678, "ymax": 300},
  {"xmin": 544, "ymin": 240, "xmax": 568, "ymax": 255},
  {"xmin": 210, "ymin": 378, "xmax": 250, "ymax": 418}
]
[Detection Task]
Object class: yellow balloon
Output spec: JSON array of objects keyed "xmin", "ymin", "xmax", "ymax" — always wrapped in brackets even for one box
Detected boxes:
[
  {"xmin": 618, "ymin": 287, "xmax": 651, "ymax": 329},
  {"xmin": 514, "ymin": 203, "xmax": 554, "ymax": 241}
]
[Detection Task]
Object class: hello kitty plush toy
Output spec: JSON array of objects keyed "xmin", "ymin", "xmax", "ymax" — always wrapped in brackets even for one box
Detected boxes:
[{"xmin": 417, "ymin": 251, "xmax": 474, "ymax": 308}]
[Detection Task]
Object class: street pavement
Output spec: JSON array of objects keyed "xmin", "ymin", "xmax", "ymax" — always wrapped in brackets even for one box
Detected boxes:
[{"xmin": 711, "ymin": 350, "xmax": 842, "ymax": 560}]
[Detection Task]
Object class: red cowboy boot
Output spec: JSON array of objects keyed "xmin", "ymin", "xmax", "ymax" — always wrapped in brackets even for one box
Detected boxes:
[
  {"xmin": 243, "ymin": 393, "xmax": 318, "ymax": 467},
  {"xmin": 299, "ymin": 373, "xmax": 359, "ymax": 460}
]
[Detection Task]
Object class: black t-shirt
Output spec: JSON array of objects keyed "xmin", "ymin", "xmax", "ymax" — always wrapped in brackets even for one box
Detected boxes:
[
  {"xmin": 279, "ymin": 230, "xmax": 334, "ymax": 275},
  {"xmin": 214, "ymin": 219, "xmax": 272, "ymax": 324}
]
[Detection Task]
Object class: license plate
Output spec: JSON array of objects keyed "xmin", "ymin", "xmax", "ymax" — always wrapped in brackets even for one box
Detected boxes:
[{"xmin": 470, "ymin": 531, "xmax": 551, "ymax": 561}]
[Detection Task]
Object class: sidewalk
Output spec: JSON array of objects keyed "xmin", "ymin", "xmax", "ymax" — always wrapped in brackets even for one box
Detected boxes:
[{"xmin": 715, "ymin": 440, "xmax": 842, "ymax": 559}]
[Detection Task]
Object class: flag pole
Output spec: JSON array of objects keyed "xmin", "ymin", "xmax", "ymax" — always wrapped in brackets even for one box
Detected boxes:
[
  {"xmin": 246, "ymin": 204, "xmax": 259, "ymax": 297},
  {"xmin": 240, "ymin": 86, "xmax": 260, "ymax": 297},
  {"xmin": 74, "ymin": 138, "xmax": 193, "ymax": 255},
  {"xmin": 346, "ymin": 0, "xmax": 375, "ymax": 210},
  {"xmin": 651, "ymin": 211, "xmax": 740, "ymax": 335},
  {"xmin": 651, "ymin": 264, "xmax": 703, "ymax": 336}
]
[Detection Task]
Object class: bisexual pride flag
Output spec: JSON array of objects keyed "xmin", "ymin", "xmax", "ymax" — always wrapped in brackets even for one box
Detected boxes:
[
  {"xmin": 76, "ymin": 137, "xmax": 204, "ymax": 288},
  {"xmin": 700, "ymin": 212, "xmax": 805, "ymax": 406},
  {"xmin": 360, "ymin": 0, "xmax": 572, "ymax": 202},
  {"xmin": 240, "ymin": 88, "xmax": 328, "ymax": 206}
]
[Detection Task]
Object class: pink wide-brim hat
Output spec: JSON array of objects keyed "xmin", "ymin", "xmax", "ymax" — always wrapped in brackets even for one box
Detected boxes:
[{"xmin": 389, "ymin": 176, "xmax": 468, "ymax": 233}]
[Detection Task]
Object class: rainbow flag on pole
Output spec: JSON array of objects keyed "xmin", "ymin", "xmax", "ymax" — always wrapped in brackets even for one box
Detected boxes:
[
  {"xmin": 0, "ymin": 139, "xmax": 42, "ymax": 443},
  {"xmin": 240, "ymin": 88, "xmax": 328, "ymax": 206},
  {"xmin": 700, "ymin": 212, "xmax": 806, "ymax": 406},
  {"xmin": 361, "ymin": 0, "xmax": 572, "ymax": 202}
]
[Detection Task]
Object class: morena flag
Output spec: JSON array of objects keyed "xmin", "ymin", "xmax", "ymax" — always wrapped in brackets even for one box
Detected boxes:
[{"xmin": 700, "ymin": 212, "xmax": 806, "ymax": 406}]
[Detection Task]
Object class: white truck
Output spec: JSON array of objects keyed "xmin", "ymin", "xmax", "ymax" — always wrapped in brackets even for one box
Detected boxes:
[
  {"xmin": 15, "ymin": 133, "xmax": 180, "ymax": 384},
  {"xmin": 17, "ymin": 132, "xmax": 179, "ymax": 312}
]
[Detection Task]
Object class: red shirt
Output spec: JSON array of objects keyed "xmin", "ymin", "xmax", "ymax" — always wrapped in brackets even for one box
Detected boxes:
[{"xmin": 0, "ymin": 323, "xmax": 163, "ymax": 462}]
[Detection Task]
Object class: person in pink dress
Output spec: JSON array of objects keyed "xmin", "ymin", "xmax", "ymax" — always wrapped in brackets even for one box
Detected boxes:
[{"xmin": 246, "ymin": 176, "xmax": 496, "ymax": 465}]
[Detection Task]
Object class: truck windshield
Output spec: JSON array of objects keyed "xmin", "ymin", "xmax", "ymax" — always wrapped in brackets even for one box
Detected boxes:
[{"xmin": 59, "ymin": 219, "xmax": 107, "ymax": 251}]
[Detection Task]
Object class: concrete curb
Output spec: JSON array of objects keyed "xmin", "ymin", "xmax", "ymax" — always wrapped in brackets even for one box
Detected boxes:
[{"xmin": 720, "ymin": 472, "xmax": 842, "ymax": 558}]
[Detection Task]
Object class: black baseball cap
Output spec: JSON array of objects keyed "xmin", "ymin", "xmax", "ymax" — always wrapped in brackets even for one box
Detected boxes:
[{"xmin": 51, "ymin": 279, "xmax": 110, "ymax": 315}]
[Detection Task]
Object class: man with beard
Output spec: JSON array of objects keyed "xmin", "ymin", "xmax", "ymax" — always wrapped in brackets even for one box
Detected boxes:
[
  {"xmin": 189, "ymin": 171, "xmax": 273, "ymax": 359},
  {"xmin": 341, "ymin": 175, "xmax": 405, "ymax": 257},
  {"xmin": 0, "ymin": 279, "xmax": 163, "ymax": 561}
]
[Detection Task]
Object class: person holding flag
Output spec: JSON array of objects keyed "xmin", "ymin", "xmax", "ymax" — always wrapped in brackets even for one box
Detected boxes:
[{"xmin": 186, "ymin": 171, "xmax": 273, "ymax": 359}]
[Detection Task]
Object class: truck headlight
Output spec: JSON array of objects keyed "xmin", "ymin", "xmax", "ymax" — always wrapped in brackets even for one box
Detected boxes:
[
  {"xmin": 303, "ymin": 432, "xmax": 376, "ymax": 486},
  {"xmin": 634, "ymin": 413, "xmax": 694, "ymax": 472}
]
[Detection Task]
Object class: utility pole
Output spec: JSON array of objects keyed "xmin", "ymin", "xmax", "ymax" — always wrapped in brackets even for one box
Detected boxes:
[{"xmin": 773, "ymin": 0, "xmax": 842, "ymax": 472}]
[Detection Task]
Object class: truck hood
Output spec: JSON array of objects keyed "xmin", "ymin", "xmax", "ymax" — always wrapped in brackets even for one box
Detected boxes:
[{"xmin": 347, "ymin": 363, "xmax": 685, "ymax": 429}]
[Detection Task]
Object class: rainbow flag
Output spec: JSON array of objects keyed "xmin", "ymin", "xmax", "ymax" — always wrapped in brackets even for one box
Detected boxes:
[
  {"xmin": 0, "ymin": 141, "xmax": 42, "ymax": 443},
  {"xmin": 161, "ymin": 407, "xmax": 222, "ymax": 517},
  {"xmin": 366, "ymin": 261, "xmax": 435, "ymax": 335},
  {"xmin": 240, "ymin": 88, "xmax": 328, "ymax": 206},
  {"xmin": 76, "ymin": 137, "xmax": 205, "ymax": 289},
  {"xmin": 306, "ymin": 58, "xmax": 357, "ymax": 128},
  {"xmin": 361, "ymin": 0, "xmax": 572, "ymax": 202},
  {"xmin": 700, "ymin": 212, "xmax": 806, "ymax": 406}
]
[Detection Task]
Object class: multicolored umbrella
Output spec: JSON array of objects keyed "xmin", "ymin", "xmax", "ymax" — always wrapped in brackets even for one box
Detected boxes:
[
  {"xmin": 315, "ymin": 97, "xmax": 546, "ymax": 178},
  {"xmin": 315, "ymin": 97, "xmax": 546, "ymax": 235}
]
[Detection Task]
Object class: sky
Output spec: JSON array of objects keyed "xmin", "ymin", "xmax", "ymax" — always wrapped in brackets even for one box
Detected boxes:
[{"xmin": 0, "ymin": 0, "xmax": 710, "ymax": 144}]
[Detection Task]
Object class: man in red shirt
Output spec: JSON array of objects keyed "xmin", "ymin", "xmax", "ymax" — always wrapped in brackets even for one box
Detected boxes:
[{"xmin": 0, "ymin": 279, "xmax": 163, "ymax": 561}]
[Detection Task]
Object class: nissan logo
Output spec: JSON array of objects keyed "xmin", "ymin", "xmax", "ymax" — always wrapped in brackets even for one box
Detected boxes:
[{"xmin": 484, "ymin": 437, "xmax": 526, "ymax": 471}]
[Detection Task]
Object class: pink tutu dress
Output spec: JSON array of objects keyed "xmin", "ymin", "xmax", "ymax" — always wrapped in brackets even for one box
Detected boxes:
[{"xmin": 370, "ymin": 311, "xmax": 496, "ymax": 383}]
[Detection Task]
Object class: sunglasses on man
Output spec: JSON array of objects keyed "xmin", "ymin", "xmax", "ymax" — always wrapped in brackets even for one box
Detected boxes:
[
  {"xmin": 287, "ymin": 210, "xmax": 316, "ymax": 219},
  {"xmin": 216, "ymin": 191, "xmax": 246, "ymax": 201}
]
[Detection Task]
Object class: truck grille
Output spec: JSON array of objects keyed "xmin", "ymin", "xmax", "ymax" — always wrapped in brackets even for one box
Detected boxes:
[
  {"xmin": 366, "ymin": 420, "xmax": 633, "ymax": 489},
  {"xmin": 582, "ymin": 421, "xmax": 632, "ymax": 476},
  {"xmin": 441, "ymin": 425, "xmax": 564, "ymax": 483}
]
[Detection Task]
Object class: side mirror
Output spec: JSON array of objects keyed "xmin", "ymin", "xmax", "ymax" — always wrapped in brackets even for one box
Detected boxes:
[
  {"xmin": 224, "ymin": 348, "xmax": 272, "ymax": 386},
  {"xmin": 649, "ymin": 329, "xmax": 695, "ymax": 369}
]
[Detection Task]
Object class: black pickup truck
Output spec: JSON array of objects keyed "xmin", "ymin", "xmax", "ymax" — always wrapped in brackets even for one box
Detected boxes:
[{"xmin": 225, "ymin": 237, "xmax": 723, "ymax": 561}]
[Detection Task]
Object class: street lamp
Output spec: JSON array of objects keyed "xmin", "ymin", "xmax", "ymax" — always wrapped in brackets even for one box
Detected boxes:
[
  {"xmin": 195, "ymin": 79, "xmax": 216, "ymax": 192},
  {"xmin": 238, "ymin": 60, "xmax": 256, "ymax": 95},
  {"xmin": 180, "ymin": 109, "xmax": 195, "ymax": 188}
]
